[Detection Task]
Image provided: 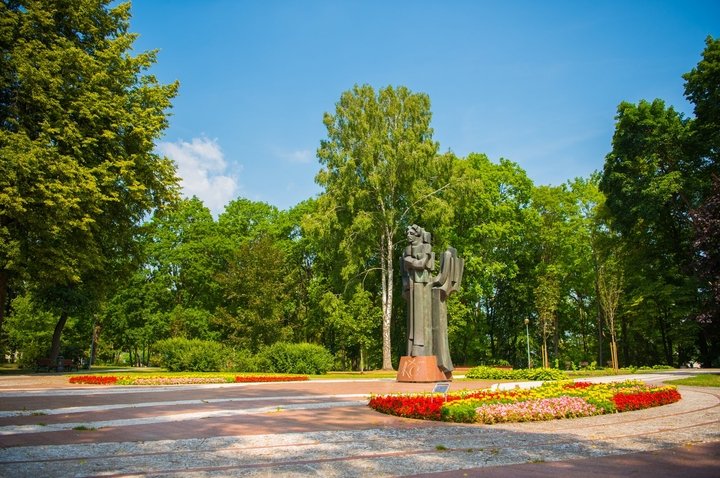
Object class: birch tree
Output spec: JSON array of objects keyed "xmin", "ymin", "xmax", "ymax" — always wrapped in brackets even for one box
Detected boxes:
[{"xmin": 312, "ymin": 85, "xmax": 444, "ymax": 370}]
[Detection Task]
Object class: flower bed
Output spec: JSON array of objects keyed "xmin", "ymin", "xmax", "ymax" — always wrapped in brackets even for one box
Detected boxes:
[
  {"xmin": 369, "ymin": 380, "xmax": 681, "ymax": 424},
  {"xmin": 368, "ymin": 389, "xmax": 534, "ymax": 421},
  {"xmin": 69, "ymin": 374, "xmax": 309, "ymax": 385},
  {"xmin": 612, "ymin": 388, "xmax": 682, "ymax": 412},
  {"xmin": 235, "ymin": 375, "xmax": 308, "ymax": 383},
  {"xmin": 69, "ymin": 375, "xmax": 119, "ymax": 385}
]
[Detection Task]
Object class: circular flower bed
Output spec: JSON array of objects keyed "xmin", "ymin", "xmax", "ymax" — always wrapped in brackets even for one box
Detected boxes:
[{"xmin": 368, "ymin": 380, "xmax": 681, "ymax": 424}]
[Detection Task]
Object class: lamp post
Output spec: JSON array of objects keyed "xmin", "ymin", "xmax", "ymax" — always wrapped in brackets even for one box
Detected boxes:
[{"xmin": 524, "ymin": 318, "xmax": 531, "ymax": 369}]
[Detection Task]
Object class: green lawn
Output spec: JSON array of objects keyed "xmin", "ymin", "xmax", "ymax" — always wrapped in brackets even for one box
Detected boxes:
[{"xmin": 665, "ymin": 374, "xmax": 720, "ymax": 387}]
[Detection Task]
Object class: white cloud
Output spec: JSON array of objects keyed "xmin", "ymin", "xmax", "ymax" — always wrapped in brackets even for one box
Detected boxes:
[
  {"xmin": 277, "ymin": 148, "xmax": 314, "ymax": 164},
  {"xmin": 157, "ymin": 136, "xmax": 239, "ymax": 215}
]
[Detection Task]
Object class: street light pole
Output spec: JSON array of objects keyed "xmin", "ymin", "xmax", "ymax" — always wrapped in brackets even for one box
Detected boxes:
[{"xmin": 524, "ymin": 318, "xmax": 530, "ymax": 369}]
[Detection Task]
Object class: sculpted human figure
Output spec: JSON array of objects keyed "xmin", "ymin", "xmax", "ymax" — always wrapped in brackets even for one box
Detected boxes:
[
  {"xmin": 432, "ymin": 246, "xmax": 463, "ymax": 373},
  {"xmin": 402, "ymin": 225, "xmax": 434, "ymax": 357},
  {"xmin": 401, "ymin": 224, "xmax": 464, "ymax": 376}
]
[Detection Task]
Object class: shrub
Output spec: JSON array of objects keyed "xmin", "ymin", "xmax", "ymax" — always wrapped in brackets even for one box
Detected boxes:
[
  {"xmin": 154, "ymin": 338, "xmax": 233, "ymax": 372},
  {"xmin": 465, "ymin": 366, "xmax": 567, "ymax": 381},
  {"xmin": 230, "ymin": 348, "xmax": 262, "ymax": 373},
  {"xmin": 258, "ymin": 342, "xmax": 334, "ymax": 375},
  {"xmin": 465, "ymin": 366, "xmax": 516, "ymax": 380},
  {"xmin": 521, "ymin": 368, "xmax": 567, "ymax": 381},
  {"xmin": 482, "ymin": 358, "xmax": 512, "ymax": 367}
]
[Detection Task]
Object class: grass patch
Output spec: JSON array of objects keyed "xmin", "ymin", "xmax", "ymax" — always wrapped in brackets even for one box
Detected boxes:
[
  {"xmin": 665, "ymin": 374, "xmax": 720, "ymax": 387},
  {"xmin": 72, "ymin": 425, "xmax": 97, "ymax": 431},
  {"xmin": 0, "ymin": 364, "xmax": 25, "ymax": 375}
]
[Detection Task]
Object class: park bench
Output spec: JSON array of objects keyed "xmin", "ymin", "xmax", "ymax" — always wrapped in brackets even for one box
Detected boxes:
[{"xmin": 35, "ymin": 358, "xmax": 79, "ymax": 372}]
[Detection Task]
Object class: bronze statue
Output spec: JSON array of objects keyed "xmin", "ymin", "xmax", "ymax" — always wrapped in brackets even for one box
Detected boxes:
[{"xmin": 402, "ymin": 225, "xmax": 463, "ymax": 374}]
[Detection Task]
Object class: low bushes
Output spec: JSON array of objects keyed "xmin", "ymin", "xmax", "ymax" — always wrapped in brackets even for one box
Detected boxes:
[
  {"xmin": 369, "ymin": 380, "xmax": 681, "ymax": 424},
  {"xmin": 258, "ymin": 342, "xmax": 335, "ymax": 375},
  {"xmin": 152, "ymin": 339, "xmax": 334, "ymax": 374},
  {"xmin": 154, "ymin": 338, "xmax": 233, "ymax": 372},
  {"xmin": 465, "ymin": 366, "xmax": 567, "ymax": 381}
]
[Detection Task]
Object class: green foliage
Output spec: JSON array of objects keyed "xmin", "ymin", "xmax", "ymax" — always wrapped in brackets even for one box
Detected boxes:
[
  {"xmin": 465, "ymin": 366, "xmax": 567, "ymax": 381},
  {"xmin": 465, "ymin": 366, "xmax": 514, "ymax": 380},
  {"xmin": 4, "ymin": 294, "xmax": 89, "ymax": 368},
  {"xmin": 482, "ymin": 359, "xmax": 511, "ymax": 367},
  {"xmin": 440, "ymin": 401, "xmax": 478, "ymax": 423},
  {"xmin": 258, "ymin": 342, "xmax": 335, "ymax": 375},
  {"xmin": 154, "ymin": 338, "xmax": 233, "ymax": 372},
  {"xmin": 0, "ymin": 0, "xmax": 179, "ymax": 363},
  {"xmin": 4, "ymin": 32, "xmax": 718, "ymax": 376},
  {"xmin": 312, "ymin": 84, "xmax": 446, "ymax": 370},
  {"xmin": 523, "ymin": 368, "xmax": 568, "ymax": 381}
]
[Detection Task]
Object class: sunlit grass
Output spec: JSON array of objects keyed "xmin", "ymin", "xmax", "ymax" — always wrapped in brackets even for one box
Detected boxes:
[
  {"xmin": 666, "ymin": 374, "xmax": 720, "ymax": 387},
  {"xmin": 0, "ymin": 363, "xmax": 22, "ymax": 375}
]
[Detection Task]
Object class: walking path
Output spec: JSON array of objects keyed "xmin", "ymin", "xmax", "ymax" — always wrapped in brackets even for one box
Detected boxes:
[{"xmin": 0, "ymin": 371, "xmax": 718, "ymax": 477}]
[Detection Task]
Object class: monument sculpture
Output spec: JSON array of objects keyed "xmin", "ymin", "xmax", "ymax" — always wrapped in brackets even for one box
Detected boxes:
[{"xmin": 398, "ymin": 224, "xmax": 464, "ymax": 382}]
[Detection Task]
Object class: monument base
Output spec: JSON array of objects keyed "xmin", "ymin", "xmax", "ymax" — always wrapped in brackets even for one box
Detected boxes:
[{"xmin": 396, "ymin": 355, "xmax": 452, "ymax": 382}]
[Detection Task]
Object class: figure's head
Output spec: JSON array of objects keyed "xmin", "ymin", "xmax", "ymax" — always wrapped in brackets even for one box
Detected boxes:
[
  {"xmin": 407, "ymin": 224, "xmax": 423, "ymax": 244},
  {"xmin": 407, "ymin": 224, "xmax": 430, "ymax": 245}
]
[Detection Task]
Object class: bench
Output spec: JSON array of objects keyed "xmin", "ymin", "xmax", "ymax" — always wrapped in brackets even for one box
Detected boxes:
[{"xmin": 35, "ymin": 358, "xmax": 79, "ymax": 372}]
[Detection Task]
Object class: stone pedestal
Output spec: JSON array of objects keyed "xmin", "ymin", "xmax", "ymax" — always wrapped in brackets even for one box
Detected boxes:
[{"xmin": 396, "ymin": 355, "xmax": 452, "ymax": 382}]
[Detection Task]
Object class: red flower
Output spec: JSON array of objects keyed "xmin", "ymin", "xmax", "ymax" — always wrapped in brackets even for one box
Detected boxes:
[
  {"xmin": 368, "ymin": 390, "xmax": 522, "ymax": 420},
  {"xmin": 69, "ymin": 375, "xmax": 118, "ymax": 385},
  {"xmin": 234, "ymin": 375, "xmax": 309, "ymax": 383},
  {"xmin": 564, "ymin": 381, "xmax": 593, "ymax": 389},
  {"xmin": 612, "ymin": 388, "xmax": 681, "ymax": 412}
]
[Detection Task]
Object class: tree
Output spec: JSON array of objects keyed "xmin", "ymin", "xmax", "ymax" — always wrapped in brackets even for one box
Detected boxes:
[
  {"xmin": 684, "ymin": 36, "xmax": 720, "ymax": 366},
  {"xmin": 683, "ymin": 36, "xmax": 720, "ymax": 171},
  {"xmin": 0, "ymin": 0, "xmax": 179, "ymax": 360},
  {"xmin": 565, "ymin": 175, "xmax": 605, "ymax": 366},
  {"xmin": 215, "ymin": 233, "xmax": 291, "ymax": 351},
  {"xmin": 600, "ymin": 99, "xmax": 698, "ymax": 366},
  {"xmin": 313, "ymin": 85, "xmax": 446, "ymax": 370},
  {"xmin": 597, "ymin": 259, "xmax": 623, "ymax": 371},
  {"xmin": 443, "ymin": 153, "xmax": 536, "ymax": 366}
]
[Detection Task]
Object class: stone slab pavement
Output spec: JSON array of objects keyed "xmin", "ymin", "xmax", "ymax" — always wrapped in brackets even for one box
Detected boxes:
[{"xmin": 0, "ymin": 371, "xmax": 718, "ymax": 477}]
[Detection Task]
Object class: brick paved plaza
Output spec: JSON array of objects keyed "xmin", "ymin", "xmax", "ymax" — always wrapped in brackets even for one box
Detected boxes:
[{"xmin": 0, "ymin": 372, "xmax": 718, "ymax": 477}]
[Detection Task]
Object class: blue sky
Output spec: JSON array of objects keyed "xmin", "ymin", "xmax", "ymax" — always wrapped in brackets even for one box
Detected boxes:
[{"xmin": 129, "ymin": 1, "xmax": 720, "ymax": 214}]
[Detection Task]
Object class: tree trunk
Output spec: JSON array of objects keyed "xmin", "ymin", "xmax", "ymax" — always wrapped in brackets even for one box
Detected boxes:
[
  {"xmin": 359, "ymin": 346, "xmax": 365, "ymax": 373},
  {"xmin": 553, "ymin": 315, "xmax": 559, "ymax": 359},
  {"xmin": 381, "ymin": 231, "xmax": 394, "ymax": 370},
  {"xmin": 49, "ymin": 311, "xmax": 69, "ymax": 363},
  {"xmin": 621, "ymin": 314, "xmax": 629, "ymax": 365},
  {"xmin": 597, "ymin": 307, "xmax": 603, "ymax": 367},
  {"xmin": 657, "ymin": 308, "xmax": 673, "ymax": 365},
  {"xmin": 90, "ymin": 321, "xmax": 101, "ymax": 366},
  {"xmin": 486, "ymin": 301, "xmax": 496, "ymax": 357},
  {"xmin": 0, "ymin": 271, "xmax": 8, "ymax": 341}
]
